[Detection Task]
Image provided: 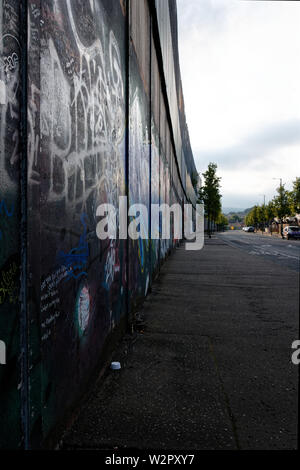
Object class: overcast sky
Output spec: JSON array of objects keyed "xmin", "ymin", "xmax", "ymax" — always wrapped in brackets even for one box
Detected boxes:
[{"xmin": 177, "ymin": 0, "xmax": 300, "ymax": 210}]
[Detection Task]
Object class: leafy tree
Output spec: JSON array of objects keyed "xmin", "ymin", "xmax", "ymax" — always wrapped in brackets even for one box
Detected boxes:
[
  {"xmin": 272, "ymin": 184, "xmax": 290, "ymax": 220},
  {"xmin": 289, "ymin": 177, "xmax": 300, "ymax": 215},
  {"xmin": 272, "ymin": 184, "xmax": 291, "ymax": 237},
  {"xmin": 245, "ymin": 204, "xmax": 270, "ymax": 231},
  {"xmin": 243, "ymin": 180, "xmax": 299, "ymax": 236},
  {"xmin": 245, "ymin": 205, "xmax": 259, "ymax": 229},
  {"xmin": 216, "ymin": 213, "xmax": 228, "ymax": 231},
  {"xmin": 265, "ymin": 201, "xmax": 276, "ymax": 228},
  {"xmin": 228, "ymin": 214, "xmax": 242, "ymax": 223},
  {"xmin": 198, "ymin": 163, "xmax": 222, "ymax": 236},
  {"xmin": 257, "ymin": 205, "xmax": 266, "ymax": 230}
]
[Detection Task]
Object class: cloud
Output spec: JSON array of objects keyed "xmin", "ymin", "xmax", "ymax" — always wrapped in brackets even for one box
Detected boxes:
[
  {"xmin": 194, "ymin": 119, "xmax": 300, "ymax": 170},
  {"xmin": 177, "ymin": 0, "xmax": 300, "ymax": 207},
  {"xmin": 178, "ymin": 0, "xmax": 231, "ymax": 35}
]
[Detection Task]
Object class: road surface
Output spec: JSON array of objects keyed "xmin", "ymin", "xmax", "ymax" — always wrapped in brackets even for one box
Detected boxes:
[{"xmin": 217, "ymin": 230, "xmax": 300, "ymax": 272}]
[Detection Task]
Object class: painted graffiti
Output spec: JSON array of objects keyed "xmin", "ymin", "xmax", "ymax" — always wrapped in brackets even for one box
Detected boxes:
[
  {"xmin": 0, "ymin": 199, "xmax": 14, "ymax": 241},
  {"xmin": 40, "ymin": 265, "xmax": 69, "ymax": 293},
  {"xmin": 0, "ymin": 3, "xmax": 21, "ymax": 191},
  {"xmin": 0, "ymin": 255, "xmax": 18, "ymax": 304},
  {"xmin": 75, "ymin": 284, "xmax": 90, "ymax": 336},
  {"xmin": 129, "ymin": 88, "xmax": 149, "ymax": 205},
  {"xmin": 129, "ymin": 88, "xmax": 150, "ymax": 286},
  {"xmin": 29, "ymin": 0, "xmax": 126, "ymax": 212},
  {"xmin": 0, "ymin": 199, "xmax": 14, "ymax": 217},
  {"xmin": 103, "ymin": 240, "xmax": 120, "ymax": 291},
  {"xmin": 40, "ymin": 265, "xmax": 68, "ymax": 342},
  {"xmin": 0, "ymin": 0, "xmax": 200, "ymax": 450},
  {"xmin": 56, "ymin": 213, "xmax": 89, "ymax": 281}
]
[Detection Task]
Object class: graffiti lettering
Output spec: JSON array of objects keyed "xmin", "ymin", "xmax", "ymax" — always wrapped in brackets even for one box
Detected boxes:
[
  {"xmin": 0, "ymin": 340, "xmax": 6, "ymax": 365},
  {"xmin": 0, "ymin": 52, "xmax": 18, "ymax": 73},
  {"xmin": 41, "ymin": 265, "xmax": 69, "ymax": 293},
  {"xmin": 35, "ymin": 1, "xmax": 125, "ymax": 213},
  {"xmin": 0, "ymin": 260, "xmax": 18, "ymax": 304},
  {"xmin": 0, "ymin": 30, "xmax": 20, "ymax": 190},
  {"xmin": 40, "ymin": 266, "xmax": 68, "ymax": 342}
]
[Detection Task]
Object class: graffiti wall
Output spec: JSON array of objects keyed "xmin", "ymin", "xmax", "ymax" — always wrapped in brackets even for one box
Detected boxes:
[
  {"xmin": 0, "ymin": 0, "xmax": 197, "ymax": 448},
  {"xmin": 28, "ymin": 0, "xmax": 128, "ymax": 443},
  {"xmin": 0, "ymin": 0, "xmax": 22, "ymax": 448}
]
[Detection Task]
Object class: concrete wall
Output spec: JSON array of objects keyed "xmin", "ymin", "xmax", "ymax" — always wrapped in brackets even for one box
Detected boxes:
[{"xmin": 0, "ymin": 0, "xmax": 197, "ymax": 448}]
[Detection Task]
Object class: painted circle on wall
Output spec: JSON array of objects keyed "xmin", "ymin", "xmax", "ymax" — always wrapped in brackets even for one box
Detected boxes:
[{"xmin": 75, "ymin": 285, "xmax": 90, "ymax": 337}]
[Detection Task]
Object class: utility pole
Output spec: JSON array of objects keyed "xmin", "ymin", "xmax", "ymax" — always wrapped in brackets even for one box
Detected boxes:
[
  {"xmin": 259, "ymin": 194, "xmax": 266, "ymax": 206},
  {"xmin": 273, "ymin": 178, "xmax": 282, "ymax": 188}
]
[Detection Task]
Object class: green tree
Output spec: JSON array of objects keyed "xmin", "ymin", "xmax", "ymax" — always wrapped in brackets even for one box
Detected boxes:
[
  {"xmin": 257, "ymin": 205, "xmax": 266, "ymax": 231},
  {"xmin": 265, "ymin": 201, "xmax": 275, "ymax": 224},
  {"xmin": 289, "ymin": 177, "xmax": 300, "ymax": 215},
  {"xmin": 244, "ymin": 212, "xmax": 251, "ymax": 227},
  {"xmin": 198, "ymin": 163, "xmax": 222, "ymax": 237},
  {"xmin": 216, "ymin": 213, "xmax": 228, "ymax": 231},
  {"xmin": 245, "ymin": 205, "xmax": 259, "ymax": 229},
  {"xmin": 272, "ymin": 184, "xmax": 291, "ymax": 237},
  {"xmin": 228, "ymin": 214, "xmax": 242, "ymax": 223},
  {"xmin": 265, "ymin": 201, "xmax": 275, "ymax": 233},
  {"xmin": 272, "ymin": 184, "xmax": 290, "ymax": 220}
]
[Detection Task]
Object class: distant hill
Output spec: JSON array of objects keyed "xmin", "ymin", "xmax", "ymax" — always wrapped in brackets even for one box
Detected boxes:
[
  {"xmin": 223, "ymin": 207, "xmax": 253, "ymax": 215},
  {"xmin": 225, "ymin": 207, "xmax": 254, "ymax": 224},
  {"xmin": 243, "ymin": 207, "xmax": 254, "ymax": 215}
]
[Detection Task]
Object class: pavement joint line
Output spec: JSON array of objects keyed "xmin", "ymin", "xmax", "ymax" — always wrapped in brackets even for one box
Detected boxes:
[
  {"xmin": 218, "ymin": 234, "xmax": 300, "ymax": 268},
  {"xmin": 159, "ymin": 280, "xmax": 282, "ymax": 289},
  {"xmin": 218, "ymin": 236, "xmax": 258, "ymax": 254},
  {"xmin": 208, "ymin": 338, "xmax": 241, "ymax": 451},
  {"xmin": 143, "ymin": 331, "xmax": 217, "ymax": 337}
]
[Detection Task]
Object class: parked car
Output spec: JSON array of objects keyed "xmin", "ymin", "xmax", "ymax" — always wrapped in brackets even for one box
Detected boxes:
[
  {"xmin": 283, "ymin": 226, "xmax": 300, "ymax": 240},
  {"xmin": 243, "ymin": 226, "xmax": 255, "ymax": 232}
]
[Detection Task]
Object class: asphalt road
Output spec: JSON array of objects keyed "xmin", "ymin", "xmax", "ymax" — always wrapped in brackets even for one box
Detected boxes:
[{"xmin": 217, "ymin": 230, "xmax": 300, "ymax": 272}]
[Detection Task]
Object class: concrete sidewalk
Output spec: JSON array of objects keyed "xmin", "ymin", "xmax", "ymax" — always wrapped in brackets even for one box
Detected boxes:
[{"xmin": 62, "ymin": 236, "xmax": 298, "ymax": 450}]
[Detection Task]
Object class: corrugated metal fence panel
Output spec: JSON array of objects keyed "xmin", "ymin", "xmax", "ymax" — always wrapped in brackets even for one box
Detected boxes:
[
  {"xmin": 129, "ymin": 0, "xmax": 151, "ymax": 305},
  {"xmin": 159, "ymin": 87, "xmax": 166, "ymax": 157},
  {"xmin": 151, "ymin": 36, "xmax": 160, "ymax": 132},
  {"xmin": 151, "ymin": 34, "xmax": 160, "ymax": 274},
  {"xmin": 130, "ymin": 0, "xmax": 150, "ymax": 95},
  {"xmin": 154, "ymin": 0, "xmax": 196, "ymax": 203}
]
